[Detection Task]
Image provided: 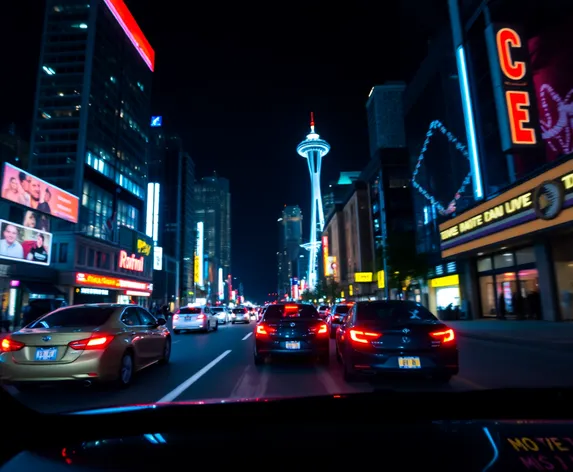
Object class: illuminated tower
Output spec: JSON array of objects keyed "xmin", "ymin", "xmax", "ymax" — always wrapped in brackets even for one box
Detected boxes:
[{"xmin": 297, "ymin": 112, "xmax": 330, "ymax": 290}]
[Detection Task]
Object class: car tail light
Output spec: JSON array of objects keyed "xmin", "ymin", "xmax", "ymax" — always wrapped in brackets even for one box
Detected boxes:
[
  {"xmin": 197, "ymin": 314, "xmax": 206, "ymax": 320},
  {"xmin": 68, "ymin": 335, "xmax": 114, "ymax": 351},
  {"xmin": 173, "ymin": 314, "xmax": 179, "ymax": 320},
  {"xmin": 1, "ymin": 337, "xmax": 25, "ymax": 352},
  {"xmin": 311, "ymin": 323, "xmax": 328, "ymax": 335},
  {"xmin": 256, "ymin": 324, "xmax": 276, "ymax": 336},
  {"xmin": 430, "ymin": 328, "xmax": 455, "ymax": 344},
  {"xmin": 348, "ymin": 329, "xmax": 382, "ymax": 344}
]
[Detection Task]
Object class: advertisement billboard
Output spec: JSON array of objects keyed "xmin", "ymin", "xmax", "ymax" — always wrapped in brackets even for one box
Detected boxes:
[
  {"xmin": 0, "ymin": 219, "xmax": 52, "ymax": 266},
  {"xmin": 1, "ymin": 163, "xmax": 79, "ymax": 223}
]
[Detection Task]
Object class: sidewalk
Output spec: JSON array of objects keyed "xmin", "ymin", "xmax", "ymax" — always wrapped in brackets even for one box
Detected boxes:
[{"xmin": 446, "ymin": 319, "xmax": 573, "ymax": 351}]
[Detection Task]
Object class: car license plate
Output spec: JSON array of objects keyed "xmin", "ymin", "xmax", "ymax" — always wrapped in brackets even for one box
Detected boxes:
[
  {"xmin": 285, "ymin": 341, "xmax": 300, "ymax": 350},
  {"xmin": 185, "ymin": 316, "xmax": 191, "ymax": 321},
  {"xmin": 35, "ymin": 347, "xmax": 57, "ymax": 361},
  {"xmin": 398, "ymin": 356, "xmax": 421, "ymax": 369}
]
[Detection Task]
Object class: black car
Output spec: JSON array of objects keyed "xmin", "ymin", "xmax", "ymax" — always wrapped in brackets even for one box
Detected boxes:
[
  {"xmin": 336, "ymin": 300, "xmax": 459, "ymax": 382},
  {"xmin": 327, "ymin": 303, "xmax": 353, "ymax": 338},
  {"xmin": 254, "ymin": 303, "xmax": 329, "ymax": 365}
]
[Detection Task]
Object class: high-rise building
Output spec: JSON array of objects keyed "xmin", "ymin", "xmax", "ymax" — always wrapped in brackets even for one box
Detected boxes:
[
  {"xmin": 148, "ymin": 128, "xmax": 195, "ymax": 308},
  {"xmin": 277, "ymin": 205, "xmax": 304, "ymax": 297},
  {"xmin": 323, "ymin": 171, "xmax": 361, "ymax": 220},
  {"xmin": 28, "ymin": 0, "xmax": 155, "ymax": 305},
  {"xmin": 194, "ymin": 174, "xmax": 231, "ymax": 303}
]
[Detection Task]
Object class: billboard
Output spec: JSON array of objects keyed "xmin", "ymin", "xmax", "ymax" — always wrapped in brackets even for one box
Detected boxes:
[
  {"xmin": 0, "ymin": 219, "xmax": 52, "ymax": 266},
  {"xmin": 1, "ymin": 163, "xmax": 79, "ymax": 223}
]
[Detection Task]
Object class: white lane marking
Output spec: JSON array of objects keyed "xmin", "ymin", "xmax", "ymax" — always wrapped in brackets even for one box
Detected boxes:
[
  {"xmin": 157, "ymin": 350, "xmax": 232, "ymax": 403},
  {"xmin": 242, "ymin": 332, "xmax": 253, "ymax": 340}
]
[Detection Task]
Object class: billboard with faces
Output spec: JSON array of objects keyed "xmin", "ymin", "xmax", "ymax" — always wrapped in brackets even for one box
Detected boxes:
[{"xmin": 0, "ymin": 219, "xmax": 52, "ymax": 266}]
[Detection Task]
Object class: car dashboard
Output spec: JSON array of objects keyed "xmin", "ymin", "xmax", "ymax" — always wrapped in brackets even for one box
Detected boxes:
[{"xmin": 2, "ymin": 388, "xmax": 572, "ymax": 471}]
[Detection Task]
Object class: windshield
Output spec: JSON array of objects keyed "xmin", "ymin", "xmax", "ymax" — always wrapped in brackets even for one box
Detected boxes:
[
  {"xmin": 263, "ymin": 305, "xmax": 319, "ymax": 320},
  {"xmin": 357, "ymin": 301, "xmax": 437, "ymax": 323},
  {"xmin": 4, "ymin": 0, "xmax": 569, "ymax": 417},
  {"xmin": 28, "ymin": 306, "xmax": 116, "ymax": 328},
  {"xmin": 178, "ymin": 307, "xmax": 202, "ymax": 314}
]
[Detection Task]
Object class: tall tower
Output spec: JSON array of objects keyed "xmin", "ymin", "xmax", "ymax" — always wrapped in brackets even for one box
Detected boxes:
[{"xmin": 297, "ymin": 113, "xmax": 330, "ymax": 290}]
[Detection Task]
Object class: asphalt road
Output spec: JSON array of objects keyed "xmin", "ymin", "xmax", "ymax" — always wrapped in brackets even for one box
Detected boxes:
[{"xmin": 7, "ymin": 322, "xmax": 573, "ymax": 414}]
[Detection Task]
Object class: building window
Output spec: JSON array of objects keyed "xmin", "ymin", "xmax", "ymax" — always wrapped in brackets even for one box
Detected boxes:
[
  {"xmin": 59, "ymin": 242, "xmax": 68, "ymax": 263},
  {"xmin": 80, "ymin": 181, "xmax": 113, "ymax": 241},
  {"xmin": 117, "ymin": 201, "xmax": 139, "ymax": 231}
]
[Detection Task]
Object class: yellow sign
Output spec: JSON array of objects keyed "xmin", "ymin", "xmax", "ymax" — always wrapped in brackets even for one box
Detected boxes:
[
  {"xmin": 193, "ymin": 255, "xmax": 200, "ymax": 283},
  {"xmin": 136, "ymin": 238, "xmax": 152, "ymax": 256},
  {"xmin": 349, "ymin": 285, "xmax": 353, "ymax": 296},
  {"xmin": 377, "ymin": 270, "xmax": 385, "ymax": 289},
  {"xmin": 429, "ymin": 275, "xmax": 459, "ymax": 288},
  {"xmin": 354, "ymin": 272, "xmax": 373, "ymax": 283}
]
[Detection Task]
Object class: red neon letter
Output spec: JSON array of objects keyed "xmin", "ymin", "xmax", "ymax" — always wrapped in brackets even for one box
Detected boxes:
[
  {"xmin": 506, "ymin": 91, "xmax": 536, "ymax": 145},
  {"xmin": 496, "ymin": 28, "xmax": 525, "ymax": 81}
]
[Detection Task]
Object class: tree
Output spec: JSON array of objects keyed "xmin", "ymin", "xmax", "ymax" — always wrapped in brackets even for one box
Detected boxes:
[{"xmin": 384, "ymin": 230, "xmax": 430, "ymax": 293}]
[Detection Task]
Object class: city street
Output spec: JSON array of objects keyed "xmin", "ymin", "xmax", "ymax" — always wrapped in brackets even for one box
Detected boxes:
[{"xmin": 8, "ymin": 322, "xmax": 573, "ymax": 414}]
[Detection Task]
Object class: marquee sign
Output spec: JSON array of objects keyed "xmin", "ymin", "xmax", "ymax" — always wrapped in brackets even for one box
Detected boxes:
[
  {"xmin": 439, "ymin": 158, "xmax": 573, "ymax": 257},
  {"xmin": 75, "ymin": 272, "xmax": 152, "ymax": 292}
]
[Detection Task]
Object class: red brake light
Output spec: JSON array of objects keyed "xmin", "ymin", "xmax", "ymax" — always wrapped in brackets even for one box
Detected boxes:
[
  {"xmin": 1, "ymin": 337, "xmax": 25, "ymax": 352},
  {"xmin": 316, "ymin": 323, "xmax": 328, "ymax": 334},
  {"xmin": 197, "ymin": 314, "xmax": 206, "ymax": 320},
  {"xmin": 430, "ymin": 328, "xmax": 455, "ymax": 343},
  {"xmin": 348, "ymin": 329, "xmax": 382, "ymax": 344},
  {"xmin": 68, "ymin": 335, "xmax": 114, "ymax": 351},
  {"xmin": 256, "ymin": 324, "xmax": 276, "ymax": 336}
]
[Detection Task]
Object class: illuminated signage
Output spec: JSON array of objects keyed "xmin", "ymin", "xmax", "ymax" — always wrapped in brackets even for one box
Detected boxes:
[
  {"xmin": 118, "ymin": 250, "xmax": 144, "ymax": 272},
  {"xmin": 485, "ymin": 24, "xmax": 540, "ymax": 151},
  {"xmin": 195, "ymin": 222, "xmax": 204, "ymax": 286},
  {"xmin": 377, "ymin": 270, "xmax": 385, "ymax": 289},
  {"xmin": 354, "ymin": 272, "xmax": 373, "ymax": 283},
  {"xmin": 77, "ymin": 287, "xmax": 109, "ymax": 295},
  {"xmin": 153, "ymin": 246, "xmax": 163, "ymax": 271},
  {"xmin": 75, "ymin": 272, "xmax": 151, "ymax": 292},
  {"xmin": 145, "ymin": 183, "xmax": 160, "ymax": 243},
  {"xmin": 136, "ymin": 238, "xmax": 152, "ymax": 256},
  {"xmin": 150, "ymin": 116, "xmax": 162, "ymax": 127},
  {"xmin": 103, "ymin": 0, "xmax": 155, "ymax": 71},
  {"xmin": 125, "ymin": 290, "xmax": 150, "ymax": 297},
  {"xmin": 322, "ymin": 236, "xmax": 331, "ymax": 276},
  {"xmin": 218, "ymin": 268, "xmax": 224, "ymax": 300},
  {"xmin": 1, "ymin": 163, "xmax": 80, "ymax": 223},
  {"xmin": 193, "ymin": 255, "xmax": 200, "ymax": 283},
  {"xmin": 0, "ymin": 219, "xmax": 52, "ymax": 266},
  {"xmin": 440, "ymin": 159, "xmax": 573, "ymax": 257}
]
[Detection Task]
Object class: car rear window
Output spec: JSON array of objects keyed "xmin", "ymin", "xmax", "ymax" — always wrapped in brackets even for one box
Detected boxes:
[
  {"xmin": 211, "ymin": 307, "xmax": 224, "ymax": 312},
  {"xmin": 357, "ymin": 301, "xmax": 437, "ymax": 322},
  {"xmin": 319, "ymin": 305, "xmax": 329, "ymax": 311},
  {"xmin": 178, "ymin": 307, "xmax": 202, "ymax": 314},
  {"xmin": 264, "ymin": 304, "xmax": 319, "ymax": 320},
  {"xmin": 334, "ymin": 305, "xmax": 351, "ymax": 314},
  {"xmin": 29, "ymin": 306, "xmax": 116, "ymax": 328},
  {"xmin": 232, "ymin": 308, "xmax": 247, "ymax": 314}
]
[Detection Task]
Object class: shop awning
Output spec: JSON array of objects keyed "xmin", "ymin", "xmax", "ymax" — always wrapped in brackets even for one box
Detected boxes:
[{"xmin": 21, "ymin": 282, "xmax": 65, "ymax": 296}]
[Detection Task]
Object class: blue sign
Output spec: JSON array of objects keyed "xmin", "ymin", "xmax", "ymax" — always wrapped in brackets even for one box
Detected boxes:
[{"xmin": 150, "ymin": 116, "xmax": 162, "ymax": 127}]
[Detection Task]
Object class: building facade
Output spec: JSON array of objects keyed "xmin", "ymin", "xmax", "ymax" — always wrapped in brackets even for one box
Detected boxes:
[{"xmin": 26, "ymin": 0, "xmax": 155, "ymax": 307}]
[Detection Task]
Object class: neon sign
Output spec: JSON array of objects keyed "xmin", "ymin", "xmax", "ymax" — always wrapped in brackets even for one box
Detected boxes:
[
  {"xmin": 486, "ymin": 24, "xmax": 540, "ymax": 151},
  {"xmin": 75, "ymin": 272, "xmax": 151, "ymax": 292},
  {"xmin": 118, "ymin": 250, "xmax": 144, "ymax": 272},
  {"xmin": 103, "ymin": 0, "xmax": 155, "ymax": 72}
]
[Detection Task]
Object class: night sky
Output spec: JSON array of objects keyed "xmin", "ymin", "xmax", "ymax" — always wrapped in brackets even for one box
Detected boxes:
[{"xmin": 1, "ymin": 0, "xmax": 447, "ymax": 302}]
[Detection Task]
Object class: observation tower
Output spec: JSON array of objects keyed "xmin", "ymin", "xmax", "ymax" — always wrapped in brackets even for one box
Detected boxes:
[{"xmin": 297, "ymin": 112, "xmax": 330, "ymax": 290}]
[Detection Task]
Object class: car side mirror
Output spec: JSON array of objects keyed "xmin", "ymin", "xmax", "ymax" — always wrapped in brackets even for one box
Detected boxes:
[{"xmin": 157, "ymin": 318, "xmax": 167, "ymax": 326}]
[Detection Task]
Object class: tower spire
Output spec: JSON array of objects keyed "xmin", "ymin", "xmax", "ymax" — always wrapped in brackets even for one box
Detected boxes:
[{"xmin": 310, "ymin": 112, "xmax": 315, "ymax": 133}]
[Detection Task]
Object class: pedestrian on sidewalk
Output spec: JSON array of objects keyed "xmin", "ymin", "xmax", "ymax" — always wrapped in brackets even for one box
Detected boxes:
[{"xmin": 497, "ymin": 294, "xmax": 506, "ymax": 319}]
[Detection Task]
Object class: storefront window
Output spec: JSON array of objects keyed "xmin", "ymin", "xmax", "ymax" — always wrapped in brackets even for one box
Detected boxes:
[
  {"xmin": 496, "ymin": 272, "xmax": 518, "ymax": 316},
  {"xmin": 477, "ymin": 257, "xmax": 492, "ymax": 272},
  {"xmin": 516, "ymin": 247, "xmax": 536, "ymax": 265},
  {"xmin": 518, "ymin": 269, "xmax": 541, "ymax": 320},
  {"xmin": 552, "ymin": 235, "xmax": 573, "ymax": 321},
  {"xmin": 494, "ymin": 253, "xmax": 514, "ymax": 269}
]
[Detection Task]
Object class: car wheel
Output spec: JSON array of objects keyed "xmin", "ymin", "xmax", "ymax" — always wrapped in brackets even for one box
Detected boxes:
[
  {"xmin": 335, "ymin": 345, "xmax": 342, "ymax": 364},
  {"xmin": 213, "ymin": 320, "xmax": 219, "ymax": 331},
  {"xmin": 159, "ymin": 337, "xmax": 171, "ymax": 365},
  {"xmin": 173, "ymin": 329, "xmax": 181, "ymax": 335},
  {"xmin": 254, "ymin": 352, "xmax": 265, "ymax": 365},
  {"xmin": 434, "ymin": 373, "xmax": 452, "ymax": 383},
  {"xmin": 343, "ymin": 361, "xmax": 357, "ymax": 382},
  {"xmin": 118, "ymin": 352, "xmax": 134, "ymax": 388},
  {"xmin": 318, "ymin": 352, "xmax": 330, "ymax": 365}
]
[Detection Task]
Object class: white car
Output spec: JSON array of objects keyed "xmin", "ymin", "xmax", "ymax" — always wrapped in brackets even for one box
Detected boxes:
[
  {"xmin": 211, "ymin": 307, "xmax": 230, "ymax": 324},
  {"xmin": 173, "ymin": 306, "xmax": 218, "ymax": 334},
  {"xmin": 231, "ymin": 307, "xmax": 250, "ymax": 324}
]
